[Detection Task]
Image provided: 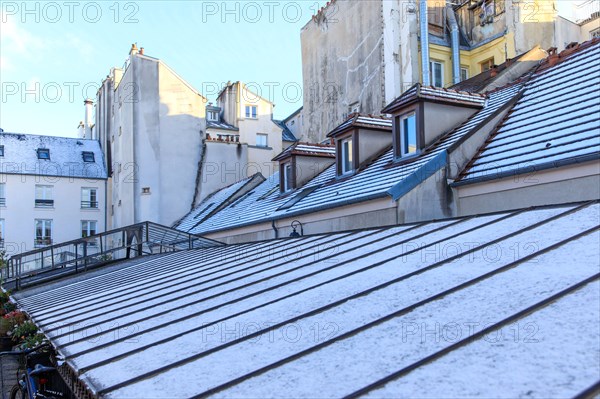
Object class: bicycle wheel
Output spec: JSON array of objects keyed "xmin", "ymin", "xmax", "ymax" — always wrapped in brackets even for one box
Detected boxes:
[{"xmin": 9, "ymin": 384, "xmax": 26, "ymax": 399}]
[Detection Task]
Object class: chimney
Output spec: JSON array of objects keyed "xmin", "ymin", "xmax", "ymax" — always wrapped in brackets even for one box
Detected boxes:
[
  {"xmin": 129, "ymin": 43, "xmax": 139, "ymax": 56},
  {"xmin": 78, "ymin": 121, "xmax": 85, "ymax": 139},
  {"xmin": 547, "ymin": 47, "xmax": 560, "ymax": 67},
  {"xmin": 139, "ymin": 47, "xmax": 145, "ymax": 55},
  {"xmin": 84, "ymin": 99, "xmax": 94, "ymax": 140},
  {"xmin": 490, "ymin": 66, "xmax": 498, "ymax": 78}
]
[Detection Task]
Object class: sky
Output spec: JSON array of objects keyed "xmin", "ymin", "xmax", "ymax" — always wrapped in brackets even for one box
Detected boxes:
[{"xmin": 0, "ymin": 0, "xmax": 329, "ymax": 137}]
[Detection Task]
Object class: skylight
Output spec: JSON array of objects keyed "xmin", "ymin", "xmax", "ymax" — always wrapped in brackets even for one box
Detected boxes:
[
  {"xmin": 82, "ymin": 151, "xmax": 95, "ymax": 162},
  {"xmin": 37, "ymin": 148, "xmax": 50, "ymax": 160}
]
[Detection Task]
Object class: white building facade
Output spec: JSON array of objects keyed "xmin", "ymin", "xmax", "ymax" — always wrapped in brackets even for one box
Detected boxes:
[{"xmin": 0, "ymin": 133, "xmax": 107, "ymax": 256}]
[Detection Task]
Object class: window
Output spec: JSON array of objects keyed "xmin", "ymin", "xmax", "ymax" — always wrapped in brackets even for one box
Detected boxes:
[
  {"xmin": 81, "ymin": 188, "xmax": 98, "ymax": 209},
  {"xmin": 0, "ymin": 145, "xmax": 4, "ymax": 157},
  {"xmin": 480, "ymin": 58, "xmax": 495, "ymax": 73},
  {"xmin": 430, "ymin": 61, "xmax": 444, "ymax": 87},
  {"xmin": 35, "ymin": 219, "xmax": 52, "ymax": 247},
  {"xmin": 207, "ymin": 111, "xmax": 219, "ymax": 121},
  {"xmin": 0, "ymin": 183, "xmax": 5, "ymax": 207},
  {"xmin": 0, "ymin": 219, "xmax": 4, "ymax": 248},
  {"xmin": 340, "ymin": 137, "xmax": 354, "ymax": 175},
  {"xmin": 461, "ymin": 68, "xmax": 469, "ymax": 82},
  {"xmin": 591, "ymin": 28, "xmax": 600, "ymax": 39},
  {"xmin": 81, "ymin": 220, "xmax": 98, "ymax": 244},
  {"xmin": 282, "ymin": 163, "xmax": 293, "ymax": 193},
  {"xmin": 82, "ymin": 151, "xmax": 95, "ymax": 162},
  {"xmin": 37, "ymin": 148, "xmax": 50, "ymax": 160},
  {"xmin": 349, "ymin": 102, "xmax": 360, "ymax": 114},
  {"xmin": 256, "ymin": 133, "xmax": 268, "ymax": 147},
  {"xmin": 396, "ymin": 112, "xmax": 417, "ymax": 158},
  {"xmin": 245, "ymin": 105, "xmax": 257, "ymax": 119},
  {"xmin": 35, "ymin": 185, "xmax": 54, "ymax": 208},
  {"xmin": 142, "ymin": 187, "xmax": 151, "ymax": 194}
]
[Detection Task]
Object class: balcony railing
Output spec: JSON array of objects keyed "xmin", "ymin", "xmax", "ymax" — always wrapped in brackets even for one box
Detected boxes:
[
  {"xmin": 34, "ymin": 238, "xmax": 53, "ymax": 247},
  {"xmin": 0, "ymin": 198, "xmax": 5, "ymax": 206},
  {"xmin": 2, "ymin": 221, "xmax": 224, "ymax": 291},
  {"xmin": 81, "ymin": 201, "xmax": 99, "ymax": 209},
  {"xmin": 35, "ymin": 199, "xmax": 54, "ymax": 208}
]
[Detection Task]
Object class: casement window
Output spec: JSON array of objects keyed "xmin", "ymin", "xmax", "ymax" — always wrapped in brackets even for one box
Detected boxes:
[
  {"xmin": 35, "ymin": 219, "xmax": 52, "ymax": 247},
  {"xmin": 340, "ymin": 137, "xmax": 354, "ymax": 175},
  {"xmin": 430, "ymin": 61, "xmax": 444, "ymax": 87},
  {"xmin": 207, "ymin": 111, "xmax": 219, "ymax": 121},
  {"xmin": 81, "ymin": 188, "xmax": 98, "ymax": 209},
  {"xmin": 0, "ymin": 183, "xmax": 5, "ymax": 206},
  {"xmin": 81, "ymin": 220, "xmax": 98, "ymax": 243},
  {"xmin": 37, "ymin": 148, "xmax": 50, "ymax": 160},
  {"xmin": 461, "ymin": 67, "xmax": 469, "ymax": 82},
  {"xmin": 82, "ymin": 151, "xmax": 95, "ymax": 162},
  {"xmin": 395, "ymin": 112, "xmax": 418, "ymax": 158},
  {"xmin": 245, "ymin": 105, "xmax": 258, "ymax": 119},
  {"xmin": 35, "ymin": 185, "xmax": 54, "ymax": 208},
  {"xmin": 256, "ymin": 133, "xmax": 268, "ymax": 147},
  {"xmin": 282, "ymin": 162, "xmax": 293, "ymax": 193},
  {"xmin": 481, "ymin": 58, "xmax": 495, "ymax": 72}
]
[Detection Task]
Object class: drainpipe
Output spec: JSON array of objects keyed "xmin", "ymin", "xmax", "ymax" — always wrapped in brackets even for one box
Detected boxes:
[
  {"xmin": 420, "ymin": 0, "xmax": 431, "ymax": 86},
  {"xmin": 447, "ymin": 2, "xmax": 461, "ymax": 85},
  {"xmin": 271, "ymin": 220, "xmax": 279, "ymax": 239}
]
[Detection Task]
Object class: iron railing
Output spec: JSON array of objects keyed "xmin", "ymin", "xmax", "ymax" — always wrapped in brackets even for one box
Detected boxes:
[{"xmin": 2, "ymin": 221, "xmax": 223, "ymax": 291}]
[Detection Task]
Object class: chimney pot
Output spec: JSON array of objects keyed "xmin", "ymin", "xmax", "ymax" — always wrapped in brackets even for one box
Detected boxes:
[{"xmin": 139, "ymin": 47, "xmax": 144, "ymax": 55}]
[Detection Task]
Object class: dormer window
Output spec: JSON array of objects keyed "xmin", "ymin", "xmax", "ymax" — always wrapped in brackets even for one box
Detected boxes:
[
  {"xmin": 282, "ymin": 162, "xmax": 294, "ymax": 193},
  {"xmin": 207, "ymin": 110, "xmax": 219, "ymax": 121},
  {"xmin": 340, "ymin": 137, "xmax": 354, "ymax": 175},
  {"xmin": 395, "ymin": 112, "xmax": 418, "ymax": 158},
  {"xmin": 37, "ymin": 148, "xmax": 50, "ymax": 160},
  {"xmin": 82, "ymin": 151, "xmax": 95, "ymax": 162}
]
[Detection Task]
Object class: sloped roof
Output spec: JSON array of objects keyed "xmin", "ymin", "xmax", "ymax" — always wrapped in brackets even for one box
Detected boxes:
[
  {"xmin": 178, "ymin": 83, "xmax": 521, "ymax": 235},
  {"xmin": 272, "ymin": 142, "xmax": 335, "ymax": 161},
  {"xmin": 273, "ymin": 120, "xmax": 298, "ymax": 142},
  {"xmin": 326, "ymin": 114, "xmax": 392, "ymax": 138},
  {"xmin": 455, "ymin": 39, "xmax": 600, "ymax": 185},
  {"xmin": 11, "ymin": 201, "xmax": 600, "ymax": 397},
  {"xmin": 382, "ymin": 84, "xmax": 487, "ymax": 114},
  {"xmin": 0, "ymin": 133, "xmax": 107, "ymax": 179},
  {"xmin": 207, "ymin": 120, "xmax": 239, "ymax": 131}
]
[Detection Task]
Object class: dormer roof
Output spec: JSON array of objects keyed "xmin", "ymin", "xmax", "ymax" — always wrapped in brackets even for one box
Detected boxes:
[
  {"xmin": 272, "ymin": 142, "xmax": 335, "ymax": 162},
  {"xmin": 382, "ymin": 84, "xmax": 487, "ymax": 114},
  {"xmin": 326, "ymin": 114, "xmax": 392, "ymax": 138}
]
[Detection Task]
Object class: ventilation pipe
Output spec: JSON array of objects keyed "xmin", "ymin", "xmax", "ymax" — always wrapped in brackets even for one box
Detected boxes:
[
  {"xmin": 447, "ymin": 2, "xmax": 461, "ymax": 84},
  {"xmin": 420, "ymin": 0, "xmax": 431, "ymax": 86},
  {"xmin": 84, "ymin": 99, "xmax": 94, "ymax": 139}
]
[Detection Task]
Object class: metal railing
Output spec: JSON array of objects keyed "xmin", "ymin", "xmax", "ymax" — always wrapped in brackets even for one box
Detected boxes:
[
  {"xmin": 2, "ymin": 221, "xmax": 223, "ymax": 291},
  {"xmin": 81, "ymin": 201, "xmax": 98, "ymax": 209}
]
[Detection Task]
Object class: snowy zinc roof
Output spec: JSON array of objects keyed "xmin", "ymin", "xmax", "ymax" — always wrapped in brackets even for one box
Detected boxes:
[
  {"xmin": 178, "ymin": 83, "xmax": 522, "ymax": 236},
  {"xmin": 456, "ymin": 39, "xmax": 600, "ymax": 184},
  {"xmin": 326, "ymin": 114, "xmax": 392, "ymax": 138},
  {"xmin": 382, "ymin": 84, "xmax": 487, "ymax": 114},
  {"xmin": 173, "ymin": 174, "xmax": 263, "ymax": 232},
  {"xmin": 273, "ymin": 120, "xmax": 298, "ymax": 142},
  {"xmin": 11, "ymin": 201, "xmax": 600, "ymax": 398},
  {"xmin": 206, "ymin": 120, "xmax": 239, "ymax": 131},
  {"xmin": 272, "ymin": 142, "xmax": 335, "ymax": 161},
  {"xmin": 0, "ymin": 133, "xmax": 107, "ymax": 179}
]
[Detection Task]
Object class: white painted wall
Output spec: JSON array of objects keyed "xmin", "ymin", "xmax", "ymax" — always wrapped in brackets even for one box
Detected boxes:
[{"xmin": 0, "ymin": 173, "xmax": 106, "ymax": 256}]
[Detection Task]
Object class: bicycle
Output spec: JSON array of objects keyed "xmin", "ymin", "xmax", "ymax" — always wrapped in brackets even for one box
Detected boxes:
[{"xmin": 1, "ymin": 343, "xmax": 68, "ymax": 399}]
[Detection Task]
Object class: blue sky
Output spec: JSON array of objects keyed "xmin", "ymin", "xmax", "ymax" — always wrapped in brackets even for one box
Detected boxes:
[{"xmin": 1, "ymin": 1, "xmax": 329, "ymax": 137}]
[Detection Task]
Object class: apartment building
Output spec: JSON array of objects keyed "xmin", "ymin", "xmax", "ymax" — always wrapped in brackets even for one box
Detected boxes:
[{"xmin": 0, "ymin": 133, "xmax": 107, "ymax": 256}]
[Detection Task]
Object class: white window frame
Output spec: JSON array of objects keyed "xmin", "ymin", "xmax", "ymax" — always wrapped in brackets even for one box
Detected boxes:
[
  {"xmin": 461, "ymin": 67, "xmax": 469, "ymax": 82},
  {"xmin": 207, "ymin": 111, "xmax": 219, "ymax": 121},
  {"xmin": 282, "ymin": 162, "xmax": 293, "ymax": 193},
  {"xmin": 256, "ymin": 133, "xmax": 268, "ymax": 147},
  {"xmin": 398, "ymin": 112, "xmax": 418, "ymax": 158},
  {"xmin": 340, "ymin": 137, "xmax": 354, "ymax": 175},
  {"xmin": 245, "ymin": 105, "xmax": 258, "ymax": 119},
  {"xmin": 35, "ymin": 219, "xmax": 53, "ymax": 247},
  {"xmin": 81, "ymin": 187, "xmax": 98, "ymax": 209},
  {"xmin": 35, "ymin": 185, "xmax": 54, "ymax": 208},
  {"xmin": 430, "ymin": 61, "xmax": 444, "ymax": 87},
  {"xmin": 81, "ymin": 220, "xmax": 98, "ymax": 246}
]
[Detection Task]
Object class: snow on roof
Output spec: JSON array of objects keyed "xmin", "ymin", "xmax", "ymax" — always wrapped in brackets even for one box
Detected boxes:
[
  {"xmin": 178, "ymin": 83, "xmax": 522, "ymax": 236},
  {"xmin": 456, "ymin": 39, "xmax": 600, "ymax": 185},
  {"xmin": 382, "ymin": 84, "xmax": 487, "ymax": 114},
  {"xmin": 327, "ymin": 114, "xmax": 392, "ymax": 138},
  {"xmin": 0, "ymin": 133, "xmax": 107, "ymax": 179},
  {"xmin": 206, "ymin": 120, "xmax": 239, "ymax": 131},
  {"xmin": 12, "ymin": 201, "xmax": 600, "ymax": 397},
  {"xmin": 272, "ymin": 142, "xmax": 335, "ymax": 161}
]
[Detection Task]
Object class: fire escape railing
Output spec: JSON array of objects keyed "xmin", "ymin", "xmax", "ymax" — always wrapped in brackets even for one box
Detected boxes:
[{"xmin": 2, "ymin": 221, "xmax": 223, "ymax": 291}]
